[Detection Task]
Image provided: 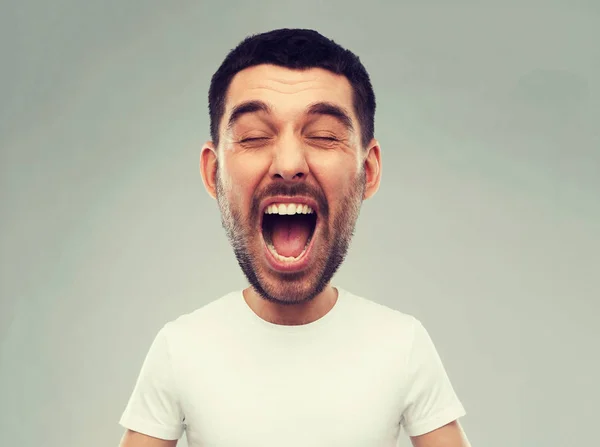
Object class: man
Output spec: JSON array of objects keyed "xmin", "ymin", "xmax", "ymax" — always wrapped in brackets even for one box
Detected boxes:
[{"xmin": 119, "ymin": 28, "xmax": 470, "ymax": 447}]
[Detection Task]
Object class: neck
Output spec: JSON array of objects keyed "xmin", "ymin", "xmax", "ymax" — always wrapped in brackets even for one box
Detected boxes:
[{"xmin": 243, "ymin": 284, "xmax": 338, "ymax": 326}]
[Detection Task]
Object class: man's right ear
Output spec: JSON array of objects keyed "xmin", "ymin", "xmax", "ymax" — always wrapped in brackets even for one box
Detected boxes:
[{"xmin": 200, "ymin": 142, "xmax": 218, "ymax": 200}]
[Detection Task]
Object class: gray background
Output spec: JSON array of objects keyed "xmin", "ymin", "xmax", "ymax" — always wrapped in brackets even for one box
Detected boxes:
[{"xmin": 1, "ymin": 1, "xmax": 598, "ymax": 446}]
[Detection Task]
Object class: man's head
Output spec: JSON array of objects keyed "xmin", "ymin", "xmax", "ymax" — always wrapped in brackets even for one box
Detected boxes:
[{"xmin": 200, "ymin": 28, "xmax": 381, "ymax": 305}]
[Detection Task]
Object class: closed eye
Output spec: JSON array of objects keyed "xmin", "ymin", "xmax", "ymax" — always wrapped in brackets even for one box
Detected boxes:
[
  {"xmin": 239, "ymin": 137, "xmax": 270, "ymax": 143},
  {"xmin": 309, "ymin": 136, "xmax": 339, "ymax": 141}
]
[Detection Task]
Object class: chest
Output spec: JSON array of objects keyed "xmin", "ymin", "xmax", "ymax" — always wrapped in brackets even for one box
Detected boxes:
[{"xmin": 177, "ymin": 335, "xmax": 406, "ymax": 447}]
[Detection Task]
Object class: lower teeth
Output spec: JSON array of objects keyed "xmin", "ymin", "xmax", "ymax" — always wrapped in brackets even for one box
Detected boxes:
[{"xmin": 268, "ymin": 241, "xmax": 310, "ymax": 263}]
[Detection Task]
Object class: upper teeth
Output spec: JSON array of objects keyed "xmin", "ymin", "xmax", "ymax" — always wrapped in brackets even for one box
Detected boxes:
[{"xmin": 264, "ymin": 203, "xmax": 314, "ymax": 215}]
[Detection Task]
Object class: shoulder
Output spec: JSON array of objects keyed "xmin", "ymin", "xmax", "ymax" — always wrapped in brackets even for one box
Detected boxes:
[
  {"xmin": 338, "ymin": 288, "xmax": 423, "ymax": 343},
  {"xmin": 341, "ymin": 288, "xmax": 420, "ymax": 325},
  {"xmin": 159, "ymin": 290, "xmax": 243, "ymax": 343}
]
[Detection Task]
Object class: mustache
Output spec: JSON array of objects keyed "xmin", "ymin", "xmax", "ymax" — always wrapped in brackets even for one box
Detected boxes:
[{"xmin": 250, "ymin": 182, "xmax": 329, "ymax": 220}]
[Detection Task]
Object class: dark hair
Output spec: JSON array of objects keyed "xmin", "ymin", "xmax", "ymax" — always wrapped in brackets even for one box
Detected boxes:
[{"xmin": 208, "ymin": 28, "xmax": 376, "ymax": 149}]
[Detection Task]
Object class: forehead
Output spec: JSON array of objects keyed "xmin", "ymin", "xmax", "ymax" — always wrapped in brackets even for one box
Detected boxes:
[{"xmin": 224, "ymin": 65, "xmax": 355, "ymax": 121}]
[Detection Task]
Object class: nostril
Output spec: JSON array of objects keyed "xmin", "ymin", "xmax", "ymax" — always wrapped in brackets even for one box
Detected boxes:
[{"xmin": 274, "ymin": 172, "xmax": 305, "ymax": 180}]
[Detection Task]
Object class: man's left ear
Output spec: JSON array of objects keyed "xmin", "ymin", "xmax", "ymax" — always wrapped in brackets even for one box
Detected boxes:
[{"xmin": 363, "ymin": 139, "xmax": 381, "ymax": 200}]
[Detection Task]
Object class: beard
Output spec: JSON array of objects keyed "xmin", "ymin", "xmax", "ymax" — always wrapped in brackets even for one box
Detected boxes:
[{"xmin": 215, "ymin": 166, "xmax": 366, "ymax": 305}]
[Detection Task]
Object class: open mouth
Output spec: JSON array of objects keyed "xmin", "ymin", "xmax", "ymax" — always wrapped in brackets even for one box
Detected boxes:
[{"xmin": 261, "ymin": 202, "xmax": 318, "ymax": 264}]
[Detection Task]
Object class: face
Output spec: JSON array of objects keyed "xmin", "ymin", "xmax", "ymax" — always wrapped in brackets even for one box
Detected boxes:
[{"xmin": 201, "ymin": 64, "xmax": 381, "ymax": 305}]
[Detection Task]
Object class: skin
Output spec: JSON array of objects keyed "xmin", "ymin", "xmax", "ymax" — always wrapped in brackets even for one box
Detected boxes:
[
  {"xmin": 119, "ymin": 431, "xmax": 176, "ymax": 447},
  {"xmin": 411, "ymin": 421, "xmax": 472, "ymax": 447},
  {"xmin": 202, "ymin": 64, "xmax": 381, "ymax": 326},
  {"xmin": 120, "ymin": 64, "xmax": 469, "ymax": 447}
]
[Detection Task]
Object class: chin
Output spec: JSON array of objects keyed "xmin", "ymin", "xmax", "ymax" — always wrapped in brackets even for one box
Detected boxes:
[{"xmin": 256, "ymin": 274, "xmax": 323, "ymax": 305}]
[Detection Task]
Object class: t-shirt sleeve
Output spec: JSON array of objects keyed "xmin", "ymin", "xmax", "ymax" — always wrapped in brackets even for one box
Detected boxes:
[
  {"xmin": 119, "ymin": 324, "xmax": 185, "ymax": 440},
  {"xmin": 400, "ymin": 318, "xmax": 466, "ymax": 437}
]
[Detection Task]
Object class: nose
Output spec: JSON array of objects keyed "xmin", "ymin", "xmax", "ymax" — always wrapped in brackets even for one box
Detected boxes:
[{"xmin": 269, "ymin": 136, "xmax": 309, "ymax": 182}]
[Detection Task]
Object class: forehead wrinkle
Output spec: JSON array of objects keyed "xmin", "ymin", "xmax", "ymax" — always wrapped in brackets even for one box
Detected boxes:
[
  {"xmin": 262, "ymin": 77, "xmax": 317, "ymax": 86},
  {"xmin": 247, "ymin": 83, "xmax": 326, "ymax": 96},
  {"xmin": 250, "ymin": 76, "xmax": 344, "ymax": 94}
]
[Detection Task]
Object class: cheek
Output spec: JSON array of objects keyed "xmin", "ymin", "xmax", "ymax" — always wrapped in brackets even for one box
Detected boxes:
[
  {"xmin": 307, "ymin": 152, "xmax": 361, "ymax": 196},
  {"xmin": 221, "ymin": 154, "xmax": 268, "ymax": 206}
]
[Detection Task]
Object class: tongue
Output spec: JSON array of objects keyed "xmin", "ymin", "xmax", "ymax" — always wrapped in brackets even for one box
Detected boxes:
[{"xmin": 271, "ymin": 217, "xmax": 312, "ymax": 258}]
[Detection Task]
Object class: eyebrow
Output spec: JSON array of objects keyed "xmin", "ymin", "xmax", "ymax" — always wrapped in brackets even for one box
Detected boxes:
[
  {"xmin": 306, "ymin": 102, "xmax": 354, "ymax": 132},
  {"xmin": 225, "ymin": 100, "xmax": 355, "ymax": 133},
  {"xmin": 226, "ymin": 100, "xmax": 272, "ymax": 131}
]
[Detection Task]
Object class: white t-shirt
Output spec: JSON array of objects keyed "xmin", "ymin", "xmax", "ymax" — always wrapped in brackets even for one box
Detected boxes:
[{"xmin": 119, "ymin": 288, "xmax": 466, "ymax": 446}]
